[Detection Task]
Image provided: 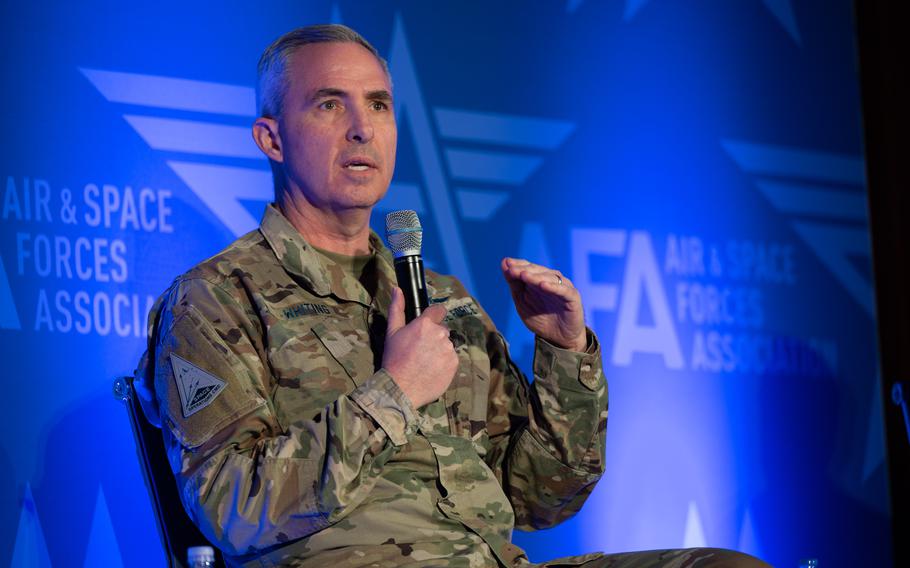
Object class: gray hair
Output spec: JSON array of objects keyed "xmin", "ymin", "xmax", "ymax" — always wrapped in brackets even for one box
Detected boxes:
[{"xmin": 256, "ymin": 24, "xmax": 390, "ymax": 118}]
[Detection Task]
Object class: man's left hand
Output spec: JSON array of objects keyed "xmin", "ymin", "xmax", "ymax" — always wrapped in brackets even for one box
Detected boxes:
[{"xmin": 501, "ymin": 257, "xmax": 587, "ymax": 352}]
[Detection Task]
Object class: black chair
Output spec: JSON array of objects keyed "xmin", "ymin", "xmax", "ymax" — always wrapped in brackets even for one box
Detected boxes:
[{"xmin": 114, "ymin": 374, "xmax": 224, "ymax": 568}]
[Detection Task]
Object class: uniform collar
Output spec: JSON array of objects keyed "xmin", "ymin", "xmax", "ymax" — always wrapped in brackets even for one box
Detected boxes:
[{"xmin": 259, "ymin": 203, "xmax": 398, "ymax": 307}]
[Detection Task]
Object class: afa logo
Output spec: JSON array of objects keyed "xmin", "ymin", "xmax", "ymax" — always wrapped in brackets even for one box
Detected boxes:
[{"xmin": 572, "ymin": 228, "xmax": 685, "ymax": 369}]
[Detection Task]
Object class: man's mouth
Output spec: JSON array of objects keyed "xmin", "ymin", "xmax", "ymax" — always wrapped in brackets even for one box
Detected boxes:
[{"xmin": 343, "ymin": 158, "xmax": 377, "ymax": 171}]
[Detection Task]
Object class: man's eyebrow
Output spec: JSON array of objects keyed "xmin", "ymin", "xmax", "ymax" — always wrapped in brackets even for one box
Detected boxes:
[
  {"xmin": 309, "ymin": 88, "xmax": 392, "ymax": 103},
  {"xmin": 310, "ymin": 87, "xmax": 347, "ymax": 101},
  {"xmin": 366, "ymin": 89, "xmax": 392, "ymax": 101}
]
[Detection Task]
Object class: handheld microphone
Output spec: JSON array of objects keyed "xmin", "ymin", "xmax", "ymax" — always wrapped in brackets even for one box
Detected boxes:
[{"xmin": 385, "ymin": 210, "xmax": 429, "ymax": 322}]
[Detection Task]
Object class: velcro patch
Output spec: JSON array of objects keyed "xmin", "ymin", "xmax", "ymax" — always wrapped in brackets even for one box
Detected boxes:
[{"xmin": 170, "ymin": 353, "xmax": 226, "ymax": 418}]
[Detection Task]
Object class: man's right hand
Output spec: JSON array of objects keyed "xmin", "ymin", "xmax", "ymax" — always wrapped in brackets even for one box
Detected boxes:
[{"xmin": 382, "ymin": 287, "xmax": 458, "ymax": 408}]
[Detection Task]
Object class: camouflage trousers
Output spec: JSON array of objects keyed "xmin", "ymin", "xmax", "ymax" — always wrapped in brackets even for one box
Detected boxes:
[
  {"xmin": 546, "ymin": 547, "xmax": 771, "ymax": 567},
  {"xmin": 247, "ymin": 547, "xmax": 771, "ymax": 567}
]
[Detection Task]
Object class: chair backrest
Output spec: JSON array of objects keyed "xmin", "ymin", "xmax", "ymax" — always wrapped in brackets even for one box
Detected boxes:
[{"xmin": 114, "ymin": 375, "xmax": 224, "ymax": 568}]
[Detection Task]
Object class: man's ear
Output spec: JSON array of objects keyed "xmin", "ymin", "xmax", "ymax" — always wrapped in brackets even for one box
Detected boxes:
[{"xmin": 252, "ymin": 117, "xmax": 283, "ymax": 162}]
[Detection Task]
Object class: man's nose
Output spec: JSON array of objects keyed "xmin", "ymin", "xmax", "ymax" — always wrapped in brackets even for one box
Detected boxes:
[{"xmin": 346, "ymin": 107, "xmax": 374, "ymax": 144}]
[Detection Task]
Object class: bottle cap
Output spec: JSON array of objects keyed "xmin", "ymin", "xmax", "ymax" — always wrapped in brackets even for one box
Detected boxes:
[{"xmin": 187, "ymin": 546, "xmax": 215, "ymax": 563}]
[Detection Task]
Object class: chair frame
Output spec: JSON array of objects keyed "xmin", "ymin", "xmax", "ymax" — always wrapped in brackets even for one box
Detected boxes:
[{"xmin": 114, "ymin": 375, "xmax": 225, "ymax": 568}]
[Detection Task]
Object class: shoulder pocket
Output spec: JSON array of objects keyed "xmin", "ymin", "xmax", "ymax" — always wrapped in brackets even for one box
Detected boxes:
[{"xmin": 156, "ymin": 310, "xmax": 267, "ymax": 448}]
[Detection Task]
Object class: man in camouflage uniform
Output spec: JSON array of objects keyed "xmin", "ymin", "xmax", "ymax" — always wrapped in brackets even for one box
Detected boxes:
[{"xmin": 138, "ymin": 24, "xmax": 769, "ymax": 568}]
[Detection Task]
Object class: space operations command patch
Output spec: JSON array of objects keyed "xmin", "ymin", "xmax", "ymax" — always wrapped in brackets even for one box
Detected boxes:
[{"xmin": 170, "ymin": 353, "xmax": 227, "ymax": 418}]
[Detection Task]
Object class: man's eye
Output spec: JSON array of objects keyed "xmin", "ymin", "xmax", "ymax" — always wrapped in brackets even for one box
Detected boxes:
[
  {"xmin": 371, "ymin": 101, "xmax": 389, "ymax": 111},
  {"xmin": 320, "ymin": 101, "xmax": 339, "ymax": 110}
]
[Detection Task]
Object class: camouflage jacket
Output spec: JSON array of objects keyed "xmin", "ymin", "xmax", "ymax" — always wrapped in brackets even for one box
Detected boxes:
[{"xmin": 138, "ymin": 204, "xmax": 608, "ymax": 568}]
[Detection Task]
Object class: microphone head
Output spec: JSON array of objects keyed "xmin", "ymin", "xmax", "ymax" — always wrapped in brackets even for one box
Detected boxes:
[{"xmin": 385, "ymin": 210, "xmax": 423, "ymax": 258}]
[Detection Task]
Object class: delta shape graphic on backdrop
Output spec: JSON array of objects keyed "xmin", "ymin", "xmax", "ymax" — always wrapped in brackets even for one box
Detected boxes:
[
  {"xmin": 75, "ymin": 10, "xmax": 582, "ymax": 387},
  {"xmin": 78, "ymin": 14, "xmax": 575, "ymax": 296}
]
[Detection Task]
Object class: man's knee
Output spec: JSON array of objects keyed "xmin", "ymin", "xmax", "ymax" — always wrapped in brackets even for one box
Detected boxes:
[
  {"xmin": 593, "ymin": 547, "xmax": 771, "ymax": 567},
  {"xmin": 696, "ymin": 548, "xmax": 771, "ymax": 567}
]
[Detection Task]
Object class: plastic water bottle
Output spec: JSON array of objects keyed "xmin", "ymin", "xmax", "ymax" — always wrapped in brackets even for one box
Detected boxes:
[{"xmin": 188, "ymin": 546, "xmax": 216, "ymax": 567}]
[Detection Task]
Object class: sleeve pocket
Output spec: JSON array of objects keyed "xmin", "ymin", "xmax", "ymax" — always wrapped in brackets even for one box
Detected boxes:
[{"xmin": 156, "ymin": 309, "xmax": 269, "ymax": 448}]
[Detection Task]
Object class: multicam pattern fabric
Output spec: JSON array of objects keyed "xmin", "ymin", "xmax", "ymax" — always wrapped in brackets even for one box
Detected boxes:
[
  {"xmin": 138, "ymin": 204, "xmax": 609, "ymax": 567},
  {"xmin": 560, "ymin": 548, "xmax": 771, "ymax": 568}
]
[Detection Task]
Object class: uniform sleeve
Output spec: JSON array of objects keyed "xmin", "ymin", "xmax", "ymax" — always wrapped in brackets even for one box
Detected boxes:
[
  {"xmin": 482, "ymin": 320, "xmax": 608, "ymax": 530},
  {"xmin": 151, "ymin": 277, "xmax": 419, "ymax": 556}
]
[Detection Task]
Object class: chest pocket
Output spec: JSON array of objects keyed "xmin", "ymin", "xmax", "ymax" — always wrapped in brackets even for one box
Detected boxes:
[
  {"xmin": 441, "ymin": 298, "xmax": 491, "ymax": 449},
  {"xmin": 268, "ymin": 316, "xmax": 375, "ymax": 431}
]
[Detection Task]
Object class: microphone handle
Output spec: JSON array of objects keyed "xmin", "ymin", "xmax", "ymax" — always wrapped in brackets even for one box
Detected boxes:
[{"xmin": 394, "ymin": 255, "xmax": 429, "ymax": 322}]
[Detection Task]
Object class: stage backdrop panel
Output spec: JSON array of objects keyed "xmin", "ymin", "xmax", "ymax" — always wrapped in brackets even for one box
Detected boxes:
[{"xmin": 0, "ymin": 1, "xmax": 891, "ymax": 567}]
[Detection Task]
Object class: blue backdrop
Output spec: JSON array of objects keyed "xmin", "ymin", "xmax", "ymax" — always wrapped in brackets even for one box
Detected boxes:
[{"xmin": 0, "ymin": 1, "xmax": 892, "ymax": 567}]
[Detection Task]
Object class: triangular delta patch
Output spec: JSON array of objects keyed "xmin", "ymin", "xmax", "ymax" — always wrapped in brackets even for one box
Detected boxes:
[{"xmin": 170, "ymin": 353, "xmax": 226, "ymax": 418}]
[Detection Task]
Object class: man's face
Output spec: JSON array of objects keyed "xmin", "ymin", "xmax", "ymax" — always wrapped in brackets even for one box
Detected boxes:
[{"xmin": 275, "ymin": 42, "xmax": 397, "ymax": 214}]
